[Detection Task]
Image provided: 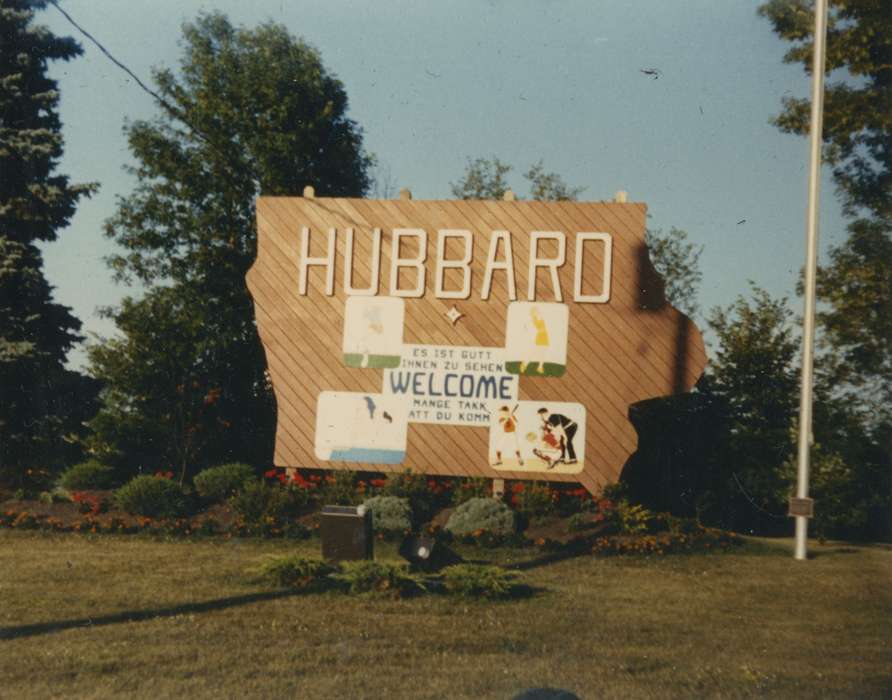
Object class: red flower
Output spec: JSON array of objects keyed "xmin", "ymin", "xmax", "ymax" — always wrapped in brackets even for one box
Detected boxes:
[
  {"xmin": 290, "ymin": 472, "xmax": 312, "ymax": 489},
  {"xmin": 511, "ymin": 483, "xmax": 525, "ymax": 494},
  {"xmin": 264, "ymin": 469, "xmax": 278, "ymax": 479},
  {"xmin": 370, "ymin": 478, "xmax": 386, "ymax": 488}
]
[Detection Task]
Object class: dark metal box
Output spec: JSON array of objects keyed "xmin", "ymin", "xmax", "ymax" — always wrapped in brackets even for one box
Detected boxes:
[{"xmin": 320, "ymin": 505, "xmax": 373, "ymax": 562}]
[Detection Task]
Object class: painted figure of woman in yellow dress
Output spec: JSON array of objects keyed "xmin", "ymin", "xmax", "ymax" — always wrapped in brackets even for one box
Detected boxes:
[{"xmin": 520, "ymin": 308, "xmax": 549, "ymax": 374}]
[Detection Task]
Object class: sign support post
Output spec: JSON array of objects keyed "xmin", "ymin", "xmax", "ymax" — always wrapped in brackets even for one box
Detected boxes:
[{"xmin": 794, "ymin": 0, "xmax": 828, "ymax": 561}]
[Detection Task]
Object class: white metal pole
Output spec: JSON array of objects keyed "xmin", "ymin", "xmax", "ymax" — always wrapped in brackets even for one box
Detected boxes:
[{"xmin": 795, "ymin": 0, "xmax": 829, "ymax": 561}]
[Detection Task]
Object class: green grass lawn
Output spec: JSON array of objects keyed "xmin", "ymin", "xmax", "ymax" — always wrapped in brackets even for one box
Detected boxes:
[{"xmin": 1, "ymin": 531, "xmax": 890, "ymax": 699}]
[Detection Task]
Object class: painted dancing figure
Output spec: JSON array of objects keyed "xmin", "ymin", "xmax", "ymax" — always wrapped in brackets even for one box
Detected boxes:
[
  {"xmin": 537, "ymin": 407, "xmax": 578, "ymax": 465},
  {"xmin": 493, "ymin": 405, "xmax": 524, "ymax": 467},
  {"xmin": 520, "ymin": 307, "xmax": 550, "ymax": 375},
  {"xmin": 532, "ymin": 423, "xmax": 563, "ymax": 469},
  {"xmin": 359, "ymin": 306, "xmax": 384, "ymax": 368}
]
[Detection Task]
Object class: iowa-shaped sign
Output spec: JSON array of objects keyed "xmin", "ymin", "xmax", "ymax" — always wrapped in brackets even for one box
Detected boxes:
[{"xmin": 246, "ymin": 196, "xmax": 706, "ymax": 496}]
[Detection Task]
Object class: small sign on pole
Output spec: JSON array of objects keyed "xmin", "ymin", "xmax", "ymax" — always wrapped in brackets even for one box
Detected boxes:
[{"xmin": 788, "ymin": 497, "xmax": 815, "ymax": 519}]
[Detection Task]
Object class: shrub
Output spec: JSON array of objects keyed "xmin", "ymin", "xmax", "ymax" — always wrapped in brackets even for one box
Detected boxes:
[
  {"xmin": 254, "ymin": 556, "xmax": 335, "ymax": 590},
  {"xmin": 512, "ymin": 481, "xmax": 556, "ymax": 520},
  {"xmin": 445, "ymin": 497, "xmax": 515, "ymax": 536},
  {"xmin": 442, "ymin": 564, "xmax": 522, "ymax": 599},
  {"xmin": 194, "ymin": 463, "xmax": 255, "ymax": 502},
  {"xmin": 649, "ymin": 513, "xmax": 701, "ymax": 535},
  {"xmin": 333, "ymin": 561, "xmax": 425, "ymax": 597},
  {"xmin": 37, "ymin": 490, "xmax": 69, "ymax": 506},
  {"xmin": 610, "ymin": 500, "xmax": 652, "ymax": 535},
  {"xmin": 380, "ymin": 469, "xmax": 442, "ymax": 523},
  {"xmin": 567, "ymin": 512, "xmax": 597, "ymax": 533},
  {"xmin": 452, "ymin": 477, "xmax": 490, "ymax": 505},
  {"xmin": 601, "ymin": 481, "xmax": 628, "ymax": 501},
  {"xmin": 229, "ymin": 480, "xmax": 294, "ymax": 524},
  {"xmin": 2, "ymin": 465, "xmax": 54, "ymax": 496},
  {"xmin": 115, "ymin": 475, "xmax": 187, "ymax": 518},
  {"xmin": 318, "ymin": 470, "xmax": 360, "ymax": 505},
  {"xmin": 71, "ymin": 491, "xmax": 109, "ymax": 515},
  {"xmin": 555, "ymin": 487, "xmax": 595, "ymax": 517},
  {"xmin": 362, "ymin": 495, "xmax": 412, "ymax": 534},
  {"xmin": 59, "ymin": 460, "xmax": 116, "ymax": 491}
]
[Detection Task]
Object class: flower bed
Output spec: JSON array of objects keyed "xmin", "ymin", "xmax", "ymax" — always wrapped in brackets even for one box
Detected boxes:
[
  {"xmin": 0, "ymin": 506, "xmax": 311, "ymax": 539},
  {"xmin": 0, "ymin": 470, "xmax": 744, "ymax": 555}
]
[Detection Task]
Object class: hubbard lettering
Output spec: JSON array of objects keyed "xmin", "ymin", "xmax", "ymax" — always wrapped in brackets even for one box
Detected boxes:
[{"xmin": 297, "ymin": 226, "xmax": 612, "ymax": 303}]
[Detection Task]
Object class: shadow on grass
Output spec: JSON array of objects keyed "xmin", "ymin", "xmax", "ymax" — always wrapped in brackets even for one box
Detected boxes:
[
  {"xmin": 741, "ymin": 538, "xmax": 884, "ymax": 558},
  {"xmin": 1, "ymin": 577, "xmax": 545, "ymax": 641},
  {"xmin": 0, "ymin": 588, "xmax": 301, "ymax": 641},
  {"xmin": 505, "ymin": 543, "xmax": 592, "ymax": 572},
  {"xmin": 812, "ymin": 547, "xmax": 859, "ymax": 556}
]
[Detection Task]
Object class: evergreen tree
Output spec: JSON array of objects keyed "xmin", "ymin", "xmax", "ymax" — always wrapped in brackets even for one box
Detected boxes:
[
  {"xmin": 87, "ymin": 13, "xmax": 372, "ymax": 480},
  {"xmin": 0, "ymin": 0, "xmax": 96, "ymax": 487}
]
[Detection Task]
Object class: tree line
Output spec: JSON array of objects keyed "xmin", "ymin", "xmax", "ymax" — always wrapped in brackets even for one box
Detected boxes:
[{"xmin": 2, "ymin": 0, "xmax": 888, "ymax": 540}]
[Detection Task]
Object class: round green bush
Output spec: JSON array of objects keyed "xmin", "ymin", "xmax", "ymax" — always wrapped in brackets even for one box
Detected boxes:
[
  {"xmin": 442, "ymin": 564, "xmax": 520, "ymax": 599},
  {"xmin": 193, "ymin": 463, "xmax": 255, "ymax": 502},
  {"xmin": 229, "ymin": 480, "xmax": 296, "ymax": 524},
  {"xmin": 59, "ymin": 460, "xmax": 116, "ymax": 491},
  {"xmin": 445, "ymin": 497, "xmax": 515, "ymax": 536},
  {"xmin": 115, "ymin": 475, "xmax": 187, "ymax": 518},
  {"xmin": 333, "ymin": 561, "xmax": 424, "ymax": 597},
  {"xmin": 254, "ymin": 556, "xmax": 335, "ymax": 590},
  {"xmin": 362, "ymin": 495, "xmax": 412, "ymax": 533}
]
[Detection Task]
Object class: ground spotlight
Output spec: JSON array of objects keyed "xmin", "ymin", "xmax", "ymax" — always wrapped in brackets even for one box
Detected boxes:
[{"xmin": 398, "ymin": 534, "xmax": 461, "ymax": 571}]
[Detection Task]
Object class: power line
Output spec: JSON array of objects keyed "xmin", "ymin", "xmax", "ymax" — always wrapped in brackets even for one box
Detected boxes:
[
  {"xmin": 48, "ymin": 0, "xmax": 177, "ymax": 118},
  {"xmin": 47, "ymin": 0, "xmax": 227, "ymax": 160},
  {"xmin": 731, "ymin": 472, "xmax": 786, "ymax": 519}
]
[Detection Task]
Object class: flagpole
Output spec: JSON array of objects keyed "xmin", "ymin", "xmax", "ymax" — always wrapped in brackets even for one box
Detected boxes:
[{"xmin": 794, "ymin": 0, "xmax": 829, "ymax": 561}]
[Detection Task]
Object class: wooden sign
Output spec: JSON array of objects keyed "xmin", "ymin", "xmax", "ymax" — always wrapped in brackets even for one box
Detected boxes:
[
  {"xmin": 246, "ymin": 195, "xmax": 707, "ymax": 496},
  {"xmin": 788, "ymin": 497, "xmax": 815, "ymax": 518}
]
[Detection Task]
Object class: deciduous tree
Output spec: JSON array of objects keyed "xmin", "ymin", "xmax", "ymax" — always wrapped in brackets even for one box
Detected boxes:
[
  {"xmin": 759, "ymin": 0, "xmax": 891, "ymax": 220},
  {"xmin": 450, "ymin": 157, "xmax": 585, "ymax": 202},
  {"xmin": 88, "ymin": 13, "xmax": 372, "ymax": 479},
  {"xmin": 705, "ymin": 287, "xmax": 799, "ymax": 531},
  {"xmin": 450, "ymin": 157, "xmax": 513, "ymax": 200},
  {"xmin": 645, "ymin": 227, "xmax": 703, "ymax": 319},
  {"xmin": 760, "ymin": 0, "xmax": 892, "ymax": 429}
]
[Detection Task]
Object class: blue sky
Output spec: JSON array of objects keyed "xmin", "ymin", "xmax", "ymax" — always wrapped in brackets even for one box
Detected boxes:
[{"xmin": 38, "ymin": 0, "xmax": 844, "ymax": 368}]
